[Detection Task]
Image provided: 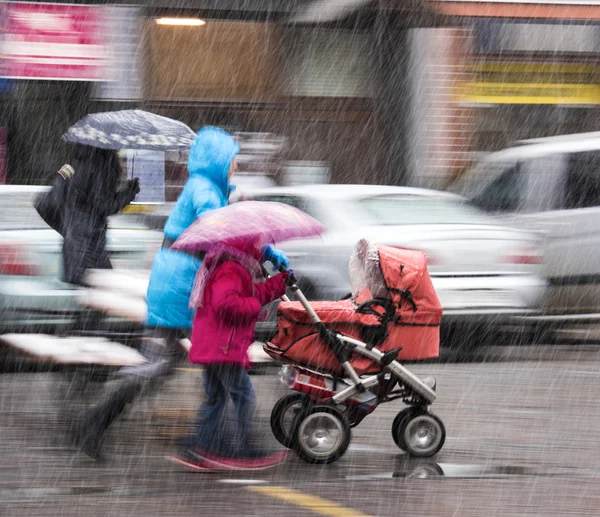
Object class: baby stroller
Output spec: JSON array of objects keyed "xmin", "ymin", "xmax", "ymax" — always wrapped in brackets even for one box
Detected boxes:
[{"xmin": 264, "ymin": 239, "xmax": 445, "ymax": 464}]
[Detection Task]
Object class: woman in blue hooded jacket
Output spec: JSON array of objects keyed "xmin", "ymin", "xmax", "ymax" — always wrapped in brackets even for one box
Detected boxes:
[
  {"xmin": 147, "ymin": 126, "xmax": 240, "ymax": 329},
  {"xmin": 74, "ymin": 127, "xmax": 288, "ymax": 459},
  {"xmin": 146, "ymin": 126, "xmax": 287, "ymax": 329}
]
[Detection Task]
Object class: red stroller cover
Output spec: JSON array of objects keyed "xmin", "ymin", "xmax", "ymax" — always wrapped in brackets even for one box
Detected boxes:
[{"xmin": 265, "ymin": 240, "xmax": 442, "ymax": 376}]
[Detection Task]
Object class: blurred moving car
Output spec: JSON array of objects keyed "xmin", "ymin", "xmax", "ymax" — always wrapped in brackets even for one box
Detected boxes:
[
  {"xmin": 230, "ymin": 173, "xmax": 276, "ymax": 190},
  {"xmin": 0, "ymin": 185, "xmax": 163, "ymax": 333},
  {"xmin": 0, "ymin": 186, "xmax": 273, "ymax": 371},
  {"xmin": 452, "ymin": 132, "xmax": 600, "ymax": 320},
  {"xmin": 236, "ymin": 185, "xmax": 546, "ymax": 339}
]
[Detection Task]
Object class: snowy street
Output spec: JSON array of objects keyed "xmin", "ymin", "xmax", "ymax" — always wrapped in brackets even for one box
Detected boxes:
[{"xmin": 1, "ymin": 345, "xmax": 599, "ymax": 517}]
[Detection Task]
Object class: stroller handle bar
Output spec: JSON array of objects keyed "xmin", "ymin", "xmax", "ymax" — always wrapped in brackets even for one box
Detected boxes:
[{"xmin": 276, "ymin": 264, "xmax": 437, "ymax": 405}]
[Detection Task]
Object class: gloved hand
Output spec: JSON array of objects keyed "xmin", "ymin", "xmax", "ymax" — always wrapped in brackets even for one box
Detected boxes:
[
  {"xmin": 281, "ymin": 269, "xmax": 297, "ymax": 287},
  {"xmin": 126, "ymin": 178, "xmax": 140, "ymax": 202},
  {"xmin": 129, "ymin": 177, "xmax": 141, "ymax": 195},
  {"xmin": 262, "ymin": 245, "xmax": 289, "ymax": 270}
]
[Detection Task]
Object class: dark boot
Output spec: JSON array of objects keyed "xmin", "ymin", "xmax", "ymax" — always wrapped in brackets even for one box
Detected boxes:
[
  {"xmin": 74, "ymin": 381, "xmax": 142, "ymax": 460},
  {"xmin": 74, "ymin": 422, "xmax": 104, "ymax": 461}
]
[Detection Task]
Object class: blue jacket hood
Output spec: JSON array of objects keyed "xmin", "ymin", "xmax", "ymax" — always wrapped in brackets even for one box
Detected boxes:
[{"xmin": 187, "ymin": 126, "xmax": 240, "ymax": 197}]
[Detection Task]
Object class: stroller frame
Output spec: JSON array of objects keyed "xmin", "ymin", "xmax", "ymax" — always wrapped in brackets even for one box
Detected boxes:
[
  {"xmin": 294, "ymin": 286, "xmax": 436, "ymax": 404},
  {"xmin": 268, "ymin": 277, "xmax": 445, "ymax": 464}
]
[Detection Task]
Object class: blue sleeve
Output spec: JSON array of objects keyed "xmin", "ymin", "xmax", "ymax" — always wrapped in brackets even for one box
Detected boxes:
[
  {"xmin": 192, "ymin": 186, "xmax": 222, "ymax": 220},
  {"xmin": 262, "ymin": 246, "xmax": 290, "ymax": 269}
]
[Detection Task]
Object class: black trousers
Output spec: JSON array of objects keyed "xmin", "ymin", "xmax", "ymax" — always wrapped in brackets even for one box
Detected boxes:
[{"xmin": 80, "ymin": 327, "xmax": 186, "ymax": 438}]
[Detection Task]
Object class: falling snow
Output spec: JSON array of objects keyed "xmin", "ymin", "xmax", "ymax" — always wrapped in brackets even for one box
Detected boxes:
[{"xmin": 1, "ymin": 1, "xmax": 600, "ymax": 516}]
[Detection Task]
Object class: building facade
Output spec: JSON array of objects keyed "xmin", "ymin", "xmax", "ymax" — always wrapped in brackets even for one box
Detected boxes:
[
  {"xmin": 5, "ymin": 0, "xmax": 598, "ymax": 189},
  {"xmin": 0, "ymin": 0, "xmax": 440, "ymax": 187}
]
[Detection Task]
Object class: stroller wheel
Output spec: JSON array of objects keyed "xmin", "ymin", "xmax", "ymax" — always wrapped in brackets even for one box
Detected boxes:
[
  {"xmin": 393, "ymin": 408, "xmax": 445, "ymax": 458},
  {"xmin": 293, "ymin": 405, "xmax": 351, "ymax": 464},
  {"xmin": 270, "ymin": 393, "xmax": 311, "ymax": 448},
  {"xmin": 392, "ymin": 407, "xmax": 420, "ymax": 451}
]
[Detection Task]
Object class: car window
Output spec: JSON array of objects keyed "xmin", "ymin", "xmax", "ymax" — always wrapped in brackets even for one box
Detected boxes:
[
  {"xmin": 522, "ymin": 155, "xmax": 566, "ymax": 213},
  {"xmin": 251, "ymin": 195, "xmax": 318, "ymax": 219},
  {"xmin": 470, "ymin": 162, "xmax": 525, "ymax": 213},
  {"xmin": 355, "ymin": 195, "xmax": 495, "ymax": 225},
  {"xmin": 450, "ymin": 158, "xmax": 512, "ymax": 198},
  {"xmin": 561, "ymin": 151, "xmax": 600, "ymax": 209}
]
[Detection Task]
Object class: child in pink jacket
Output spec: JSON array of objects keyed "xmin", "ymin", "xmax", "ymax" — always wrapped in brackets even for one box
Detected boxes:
[{"xmin": 168, "ymin": 241, "xmax": 290, "ymax": 471}]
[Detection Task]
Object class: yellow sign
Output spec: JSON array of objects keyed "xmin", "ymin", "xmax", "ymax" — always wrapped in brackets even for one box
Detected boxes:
[
  {"xmin": 121, "ymin": 203, "xmax": 158, "ymax": 214},
  {"xmin": 466, "ymin": 62, "xmax": 599, "ymax": 74},
  {"xmin": 457, "ymin": 82, "xmax": 600, "ymax": 105}
]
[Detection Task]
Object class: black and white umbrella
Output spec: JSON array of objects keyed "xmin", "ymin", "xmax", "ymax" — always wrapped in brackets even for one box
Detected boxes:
[{"xmin": 63, "ymin": 109, "xmax": 196, "ymax": 151}]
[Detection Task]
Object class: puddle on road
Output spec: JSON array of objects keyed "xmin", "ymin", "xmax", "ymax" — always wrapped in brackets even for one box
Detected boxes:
[
  {"xmin": 345, "ymin": 460, "xmax": 585, "ymax": 481},
  {"xmin": 0, "ymin": 485, "xmax": 111, "ymax": 502},
  {"xmin": 1, "ymin": 462, "xmax": 586, "ymax": 503}
]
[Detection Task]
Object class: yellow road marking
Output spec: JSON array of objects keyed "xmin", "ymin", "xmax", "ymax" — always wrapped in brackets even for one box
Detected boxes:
[{"xmin": 247, "ymin": 486, "xmax": 374, "ymax": 517}]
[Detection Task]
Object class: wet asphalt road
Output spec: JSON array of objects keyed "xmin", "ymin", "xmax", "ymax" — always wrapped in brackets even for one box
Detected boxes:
[{"xmin": 1, "ymin": 344, "xmax": 600, "ymax": 517}]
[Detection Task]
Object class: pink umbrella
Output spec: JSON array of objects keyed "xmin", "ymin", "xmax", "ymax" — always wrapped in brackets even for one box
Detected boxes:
[{"xmin": 171, "ymin": 201, "xmax": 326, "ymax": 252}]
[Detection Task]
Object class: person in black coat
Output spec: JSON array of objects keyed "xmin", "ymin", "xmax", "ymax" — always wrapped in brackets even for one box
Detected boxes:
[{"xmin": 62, "ymin": 144, "xmax": 140, "ymax": 286}]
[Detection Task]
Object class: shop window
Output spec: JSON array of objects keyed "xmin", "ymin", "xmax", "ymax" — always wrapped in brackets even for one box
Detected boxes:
[
  {"xmin": 145, "ymin": 20, "xmax": 280, "ymax": 100},
  {"xmin": 474, "ymin": 20, "xmax": 600, "ymax": 55},
  {"xmin": 283, "ymin": 28, "xmax": 373, "ymax": 98},
  {"xmin": 562, "ymin": 151, "xmax": 600, "ymax": 209}
]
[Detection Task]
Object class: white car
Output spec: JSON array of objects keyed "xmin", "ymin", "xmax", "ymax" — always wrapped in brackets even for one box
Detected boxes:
[
  {"xmin": 452, "ymin": 132, "xmax": 600, "ymax": 320},
  {"xmin": 236, "ymin": 185, "xmax": 546, "ymax": 337}
]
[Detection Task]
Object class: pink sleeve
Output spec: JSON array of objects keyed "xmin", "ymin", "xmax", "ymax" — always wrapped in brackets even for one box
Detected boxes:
[{"xmin": 254, "ymin": 274, "xmax": 287, "ymax": 306}]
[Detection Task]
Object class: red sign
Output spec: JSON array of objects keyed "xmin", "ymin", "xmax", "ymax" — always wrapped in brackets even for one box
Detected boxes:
[{"xmin": 1, "ymin": 2, "xmax": 107, "ymax": 81}]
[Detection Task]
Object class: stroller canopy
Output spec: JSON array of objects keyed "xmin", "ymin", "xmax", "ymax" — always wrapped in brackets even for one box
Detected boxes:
[{"xmin": 349, "ymin": 239, "xmax": 442, "ymax": 325}]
